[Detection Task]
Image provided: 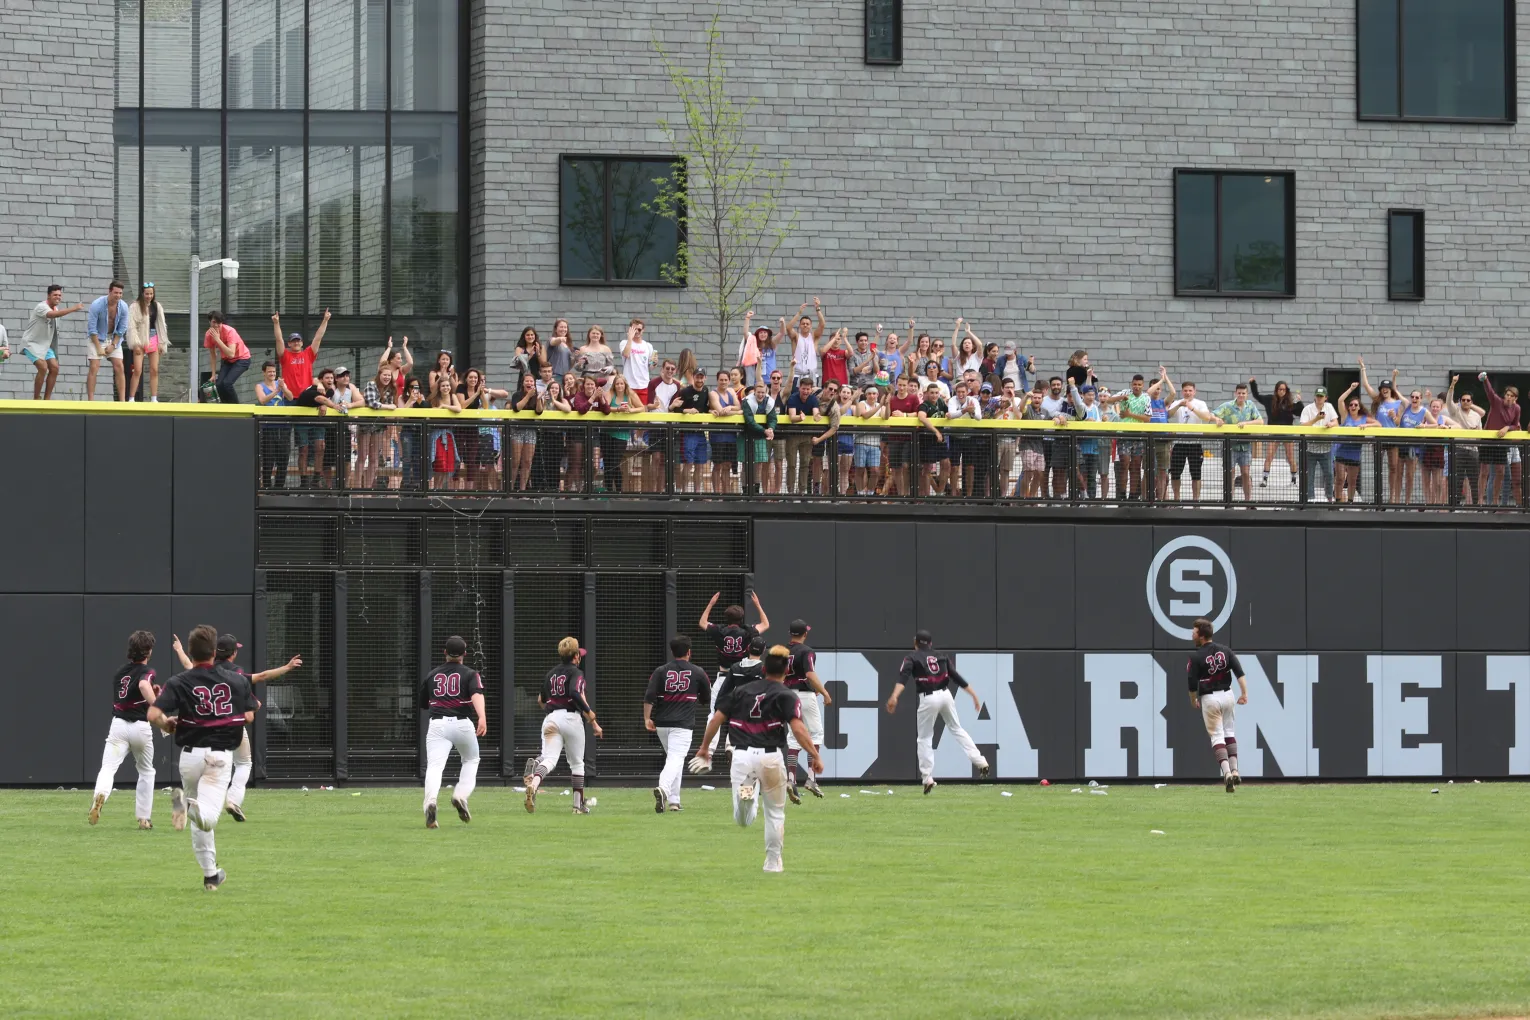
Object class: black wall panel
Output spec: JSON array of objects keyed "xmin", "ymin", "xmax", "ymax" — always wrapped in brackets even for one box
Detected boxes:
[
  {"xmin": 1229, "ymin": 527, "xmax": 1306, "ymax": 650},
  {"xmin": 996, "ymin": 524, "xmax": 1075, "ymax": 648},
  {"xmin": 1074, "ymin": 526, "xmax": 1154, "ymax": 650},
  {"xmin": 835, "ymin": 522, "xmax": 915, "ymax": 647},
  {"xmin": 174, "ymin": 417, "xmax": 256, "ymax": 594},
  {"xmin": 1456, "ymin": 529, "xmax": 1530, "ymax": 652},
  {"xmin": 1455, "ymin": 655, "xmax": 1523, "ymax": 777},
  {"xmin": 1012, "ymin": 652, "xmax": 1075, "ymax": 781},
  {"xmin": 80, "ymin": 596, "xmax": 174, "ymax": 783},
  {"xmin": 0, "ymin": 415, "xmax": 84, "ymax": 592},
  {"xmin": 1307, "ymin": 529, "xmax": 1381, "ymax": 650},
  {"xmin": 752, "ymin": 520, "xmax": 836, "ymax": 647},
  {"xmin": 171, "ymin": 596, "xmax": 254, "ymax": 652},
  {"xmin": 915, "ymin": 522, "xmax": 996, "ymax": 648},
  {"xmin": 85, "ymin": 415, "xmax": 173, "ymax": 593},
  {"xmin": 1381, "ymin": 530, "xmax": 1457, "ymax": 651},
  {"xmin": 1312, "ymin": 653, "xmax": 1372, "ymax": 777},
  {"xmin": 0, "ymin": 595, "xmax": 84, "ymax": 782}
]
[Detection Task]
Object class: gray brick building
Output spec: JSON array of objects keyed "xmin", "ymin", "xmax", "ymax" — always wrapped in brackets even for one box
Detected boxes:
[{"xmin": 3, "ymin": 0, "xmax": 1525, "ymax": 400}]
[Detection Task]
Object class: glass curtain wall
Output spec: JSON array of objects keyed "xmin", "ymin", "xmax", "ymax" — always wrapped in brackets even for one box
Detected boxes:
[{"xmin": 114, "ymin": 0, "xmax": 463, "ymax": 375}]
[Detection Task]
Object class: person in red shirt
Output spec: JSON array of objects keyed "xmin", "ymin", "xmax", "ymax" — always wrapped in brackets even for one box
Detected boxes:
[
  {"xmin": 883, "ymin": 375, "xmax": 922, "ymax": 496},
  {"xmin": 820, "ymin": 326, "xmax": 850, "ymax": 387},
  {"xmin": 202, "ymin": 311, "xmax": 252, "ymax": 403},
  {"xmin": 272, "ymin": 309, "xmax": 332, "ymax": 484}
]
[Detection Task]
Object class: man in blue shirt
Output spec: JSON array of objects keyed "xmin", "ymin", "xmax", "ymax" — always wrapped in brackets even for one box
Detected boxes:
[
  {"xmin": 86, "ymin": 281, "xmax": 129, "ymax": 401},
  {"xmin": 783, "ymin": 377, "xmax": 821, "ymax": 494}
]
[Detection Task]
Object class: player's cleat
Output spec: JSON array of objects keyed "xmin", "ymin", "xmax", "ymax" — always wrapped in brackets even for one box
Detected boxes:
[
  {"xmin": 451, "ymin": 798, "xmax": 471, "ymax": 823},
  {"xmin": 137, "ymin": 818, "xmax": 153, "ymax": 830},
  {"xmin": 652, "ymin": 787, "xmax": 666, "ymax": 814},
  {"xmin": 1231, "ymin": 770, "xmax": 1242, "ymax": 787},
  {"xmin": 738, "ymin": 781, "xmax": 756, "ymax": 802},
  {"xmin": 978, "ymin": 763, "xmax": 991, "ymax": 779},
  {"xmin": 668, "ymin": 803, "xmax": 683, "ymax": 812},
  {"xmin": 923, "ymin": 779, "xmax": 937, "ymax": 795},
  {"xmin": 1225, "ymin": 773, "xmax": 1236, "ymax": 793},
  {"xmin": 203, "ymin": 869, "xmax": 227, "ymax": 892},
  {"xmin": 170, "ymin": 788, "xmax": 187, "ymax": 831},
  {"xmin": 572, "ymin": 803, "xmax": 590, "ymax": 815},
  {"xmin": 523, "ymin": 786, "xmax": 537, "ymax": 814},
  {"xmin": 226, "ymin": 802, "xmax": 246, "ymax": 823},
  {"xmin": 763, "ymin": 852, "xmax": 783, "ymax": 873},
  {"xmin": 803, "ymin": 774, "xmax": 823, "ymax": 798},
  {"xmin": 88, "ymin": 793, "xmax": 104, "ymax": 825},
  {"xmin": 425, "ymin": 803, "xmax": 439, "ymax": 829},
  {"xmin": 786, "ymin": 781, "xmax": 801, "ymax": 805}
]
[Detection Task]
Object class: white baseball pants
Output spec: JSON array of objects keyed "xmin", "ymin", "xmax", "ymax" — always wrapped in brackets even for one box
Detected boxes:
[
  {"xmin": 1201, "ymin": 689, "xmax": 1238, "ymax": 744},
  {"xmin": 536, "ymin": 709, "xmax": 586, "ymax": 776},
  {"xmin": 93, "ymin": 718, "xmax": 156, "ymax": 820},
  {"xmin": 730, "ymin": 746, "xmax": 788, "ymax": 863},
  {"xmin": 786, "ymin": 690, "xmax": 824, "ymax": 751},
  {"xmin": 180, "ymin": 747, "xmax": 233, "ymax": 878},
  {"xmin": 424, "ymin": 716, "xmax": 481, "ymax": 810},
  {"xmin": 916, "ymin": 689, "xmax": 987, "ymax": 783},
  {"xmin": 656, "ymin": 725, "xmax": 692, "ymax": 806},
  {"xmin": 228, "ymin": 729, "xmax": 252, "ymax": 809}
]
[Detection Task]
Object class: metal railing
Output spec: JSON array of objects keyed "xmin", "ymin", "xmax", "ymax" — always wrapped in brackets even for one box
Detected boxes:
[{"xmin": 254, "ymin": 410, "xmax": 1530, "ymax": 511}]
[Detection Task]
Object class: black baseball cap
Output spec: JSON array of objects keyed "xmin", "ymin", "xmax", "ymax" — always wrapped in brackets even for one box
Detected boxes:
[
  {"xmin": 216, "ymin": 633, "xmax": 242, "ymax": 658},
  {"xmin": 444, "ymin": 635, "xmax": 467, "ymax": 656},
  {"xmin": 789, "ymin": 619, "xmax": 810, "ymax": 636},
  {"xmin": 747, "ymin": 635, "xmax": 766, "ymax": 656},
  {"xmin": 914, "ymin": 629, "xmax": 933, "ymax": 646}
]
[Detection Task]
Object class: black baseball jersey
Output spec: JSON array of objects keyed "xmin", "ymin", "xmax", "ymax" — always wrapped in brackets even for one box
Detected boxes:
[
  {"xmin": 718, "ymin": 677, "xmax": 802, "ymax": 751},
  {"xmin": 152, "ymin": 665, "xmax": 256, "ymax": 750},
  {"xmin": 714, "ymin": 659, "xmax": 764, "ymax": 710},
  {"xmin": 898, "ymin": 649, "xmax": 969, "ymax": 696},
  {"xmin": 1187, "ymin": 641, "xmax": 1243, "ymax": 696},
  {"xmin": 783, "ymin": 642, "xmax": 817, "ymax": 691},
  {"xmin": 420, "ymin": 661, "xmax": 486, "ymax": 720},
  {"xmin": 541, "ymin": 663, "xmax": 592, "ymax": 715},
  {"xmin": 643, "ymin": 659, "xmax": 712, "ymax": 728},
  {"xmin": 706, "ymin": 623, "xmax": 758, "ymax": 667},
  {"xmin": 111, "ymin": 663, "xmax": 157, "ymax": 722}
]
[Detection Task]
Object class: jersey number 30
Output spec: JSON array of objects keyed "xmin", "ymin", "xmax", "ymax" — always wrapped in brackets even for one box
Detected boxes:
[
  {"xmin": 191, "ymin": 683, "xmax": 234, "ymax": 716},
  {"xmin": 433, "ymin": 672, "xmax": 462, "ymax": 697}
]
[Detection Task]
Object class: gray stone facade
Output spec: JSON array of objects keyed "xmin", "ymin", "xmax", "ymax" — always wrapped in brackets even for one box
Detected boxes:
[
  {"xmin": 0, "ymin": 0, "xmax": 115, "ymax": 399},
  {"xmin": 472, "ymin": 0, "xmax": 1530, "ymax": 398}
]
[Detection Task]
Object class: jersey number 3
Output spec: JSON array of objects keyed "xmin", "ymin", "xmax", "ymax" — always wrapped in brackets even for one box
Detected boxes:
[
  {"xmin": 117, "ymin": 675, "xmax": 135, "ymax": 699},
  {"xmin": 192, "ymin": 683, "xmax": 234, "ymax": 716}
]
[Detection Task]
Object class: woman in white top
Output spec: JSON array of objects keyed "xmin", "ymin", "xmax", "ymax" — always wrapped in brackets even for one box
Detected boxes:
[
  {"xmin": 126, "ymin": 283, "xmax": 170, "ymax": 402},
  {"xmin": 574, "ymin": 325, "xmax": 616, "ymax": 389},
  {"xmin": 954, "ymin": 332, "xmax": 983, "ymax": 377}
]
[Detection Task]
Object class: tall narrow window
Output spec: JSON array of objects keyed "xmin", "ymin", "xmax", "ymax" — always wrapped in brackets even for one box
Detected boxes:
[
  {"xmin": 1388, "ymin": 209, "xmax": 1425, "ymax": 301},
  {"xmin": 1174, "ymin": 170, "xmax": 1296, "ymax": 297},
  {"xmin": 1358, "ymin": 0, "xmax": 1515, "ymax": 122},
  {"xmin": 866, "ymin": 0, "xmax": 902, "ymax": 65},
  {"xmin": 559, "ymin": 156, "xmax": 683, "ymax": 286}
]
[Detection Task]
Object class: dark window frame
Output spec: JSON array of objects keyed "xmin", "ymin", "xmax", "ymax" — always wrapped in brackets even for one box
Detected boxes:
[
  {"xmin": 1356, "ymin": 0, "xmax": 1517, "ymax": 125},
  {"xmin": 865, "ymin": 0, "xmax": 903, "ymax": 66},
  {"xmin": 1172, "ymin": 169, "xmax": 1297, "ymax": 299},
  {"xmin": 1387, "ymin": 208, "xmax": 1426, "ymax": 301},
  {"xmin": 557, "ymin": 154, "xmax": 686, "ymax": 289}
]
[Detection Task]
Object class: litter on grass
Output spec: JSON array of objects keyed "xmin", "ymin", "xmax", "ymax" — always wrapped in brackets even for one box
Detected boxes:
[
  {"xmin": 560, "ymin": 790, "xmax": 571, "ymax": 796},
  {"xmin": 1151, "ymin": 829, "xmax": 1165, "ymax": 835},
  {"xmin": 1001, "ymin": 791, "xmax": 1014, "ymax": 798},
  {"xmin": 1071, "ymin": 788, "xmax": 1083, "ymax": 793},
  {"xmin": 351, "ymin": 792, "xmax": 361, "ymax": 797},
  {"xmin": 1090, "ymin": 789, "xmax": 1108, "ymax": 796},
  {"xmin": 860, "ymin": 789, "xmax": 879, "ymax": 795},
  {"xmin": 840, "ymin": 793, "xmax": 851, "ymax": 799},
  {"xmin": 512, "ymin": 786, "xmax": 525, "ymax": 793},
  {"xmin": 1088, "ymin": 780, "xmax": 1100, "ymax": 787},
  {"xmin": 1154, "ymin": 783, "xmax": 1168, "ymax": 789}
]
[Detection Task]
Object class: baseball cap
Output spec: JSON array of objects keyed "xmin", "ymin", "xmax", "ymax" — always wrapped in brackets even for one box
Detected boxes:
[
  {"xmin": 335, "ymin": 366, "xmax": 351, "ymax": 376},
  {"xmin": 747, "ymin": 636, "xmax": 766, "ymax": 656},
  {"xmin": 914, "ymin": 629, "xmax": 933, "ymax": 645},
  {"xmin": 789, "ymin": 619, "xmax": 811, "ymax": 636},
  {"xmin": 287, "ymin": 332, "xmax": 304, "ymax": 342},
  {"xmin": 1315, "ymin": 386, "xmax": 1328, "ymax": 397},
  {"xmin": 1078, "ymin": 384, "xmax": 1095, "ymax": 394},
  {"xmin": 444, "ymin": 635, "xmax": 467, "ymax": 656},
  {"xmin": 215, "ymin": 633, "xmax": 242, "ymax": 657},
  {"xmin": 980, "ymin": 382, "xmax": 993, "ymax": 392}
]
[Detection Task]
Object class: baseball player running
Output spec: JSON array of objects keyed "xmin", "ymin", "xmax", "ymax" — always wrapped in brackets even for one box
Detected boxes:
[
  {"xmin": 421, "ymin": 636, "xmax": 487, "ymax": 828},
  {"xmin": 1187, "ymin": 617, "xmax": 1248, "ymax": 792},
  {"xmin": 693, "ymin": 644, "xmax": 824, "ymax": 873},
  {"xmin": 783, "ymin": 619, "xmax": 832, "ymax": 801},
  {"xmin": 89, "ymin": 630, "xmax": 160, "ymax": 829},
  {"xmin": 886, "ymin": 630, "xmax": 991, "ymax": 794},
  {"xmin": 643, "ymin": 635, "xmax": 712, "ymax": 813},
  {"xmin": 147, "ymin": 625, "xmax": 257, "ymax": 891},
  {"xmin": 524, "ymin": 637, "xmax": 603, "ymax": 814},
  {"xmin": 699, "ymin": 591, "xmax": 769, "ymax": 752}
]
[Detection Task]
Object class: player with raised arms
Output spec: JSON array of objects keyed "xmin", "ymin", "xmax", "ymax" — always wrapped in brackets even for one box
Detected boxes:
[
  {"xmin": 1187, "ymin": 617, "xmax": 1248, "ymax": 792},
  {"xmin": 420, "ymin": 636, "xmax": 487, "ymax": 828},
  {"xmin": 147, "ymin": 625, "xmax": 256, "ymax": 891},
  {"xmin": 691, "ymin": 644, "xmax": 823, "ymax": 873},
  {"xmin": 886, "ymin": 629, "xmax": 990, "ymax": 795},
  {"xmin": 699, "ymin": 590, "xmax": 769, "ymax": 752},
  {"xmin": 783, "ymin": 619, "xmax": 832, "ymax": 802},
  {"xmin": 644, "ymin": 635, "xmax": 712, "ymax": 814},
  {"xmin": 524, "ymin": 637, "xmax": 603, "ymax": 814},
  {"xmin": 88, "ymin": 630, "xmax": 160, "ymax": 828}
]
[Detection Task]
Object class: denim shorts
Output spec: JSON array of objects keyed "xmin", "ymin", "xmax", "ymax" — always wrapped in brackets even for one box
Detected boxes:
[
  {"xmin": 852, "ymin": 444, "xmax": 881, "ymax": 468},
  {"xmin": 683, "ymin": 433, "xmax": 711, "ymax": 464}
]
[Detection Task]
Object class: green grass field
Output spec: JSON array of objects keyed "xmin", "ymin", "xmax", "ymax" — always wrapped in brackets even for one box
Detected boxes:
[{"xmin": 2, "ymin": 781, "xmax": 1526, "ymax": 1019}]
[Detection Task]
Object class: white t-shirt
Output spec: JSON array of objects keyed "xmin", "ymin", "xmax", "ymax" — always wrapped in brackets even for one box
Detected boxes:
[
  {"xmin": 22, "ymin": 302, "xmax": 57, "ymax": 357},
  {"xmin": 1170, "ymin": 398, "xmax": 1210, "ymax": 425},
  {"xmin": 623, "ymin": 338, "xmax": 654, "ymax": 390},
  {"xmin": 652, "ymin": 379, "xmax": 679, "ymax": 411},
  {"xmin": 792, "ymin": 331, "xmax": 818, "ymax": 379},
  {"xmin": 947, "ymin": 395, "xmax": 981, "ymax": 419},
  {"xmin": 1299, "ymin": 402, "xmax": 1338, "ymax": 426}
]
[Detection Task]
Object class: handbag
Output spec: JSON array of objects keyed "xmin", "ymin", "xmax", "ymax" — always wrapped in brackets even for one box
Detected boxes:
[{"xmin": 740, "ymin": 331, "xmax": 759, "ymax": 368}]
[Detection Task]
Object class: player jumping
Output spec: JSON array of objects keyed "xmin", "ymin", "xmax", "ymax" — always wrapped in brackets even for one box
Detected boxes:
[
  {"xmin": 525, "ymin": 637, "xmax": 603, "ymax": 814},
  {"xmin": 421, "ymin": 636, "xmax": 487, "ymax": 828},
  {"xmin": 886, "ymin": 630, "xmax": 990, "ymax": 794},
  {"xmin": 692, "ymin": 644, "xmax": 824, "ymax": 873},
  {"xmin": 89, "ymin": 630, "xmax": 159, "ymax": 829},
  {"xmin": 783, "ymin": 619, "xmax": 832, "ymax": 802},
  {"xmin": 644, "ymin": 635, "xmax": 711, "ymax": 813},
  {"xmin": 699, "ymin": 590, "xmax": 769, "ymax": 752},
  {"xmin": 147, "ymin": 625, "xmax": 256, "ymax": 891},
  {"xmin": 1187, "ymin": 617, "xmax": 1249, "ymax": 792}
]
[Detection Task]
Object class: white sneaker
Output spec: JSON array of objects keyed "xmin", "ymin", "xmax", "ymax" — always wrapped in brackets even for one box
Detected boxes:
[
  {"xmin": 738, "ymin": 781, "xmax": 756, "ymax": 802},
  {"xmin": 763, "ymin": 852, "xmax": 783, "ymax": 873}
]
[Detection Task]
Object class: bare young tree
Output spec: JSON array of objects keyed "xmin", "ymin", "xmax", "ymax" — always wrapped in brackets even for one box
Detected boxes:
[{"xmin": 651, "ymin": 12, "xmax": 794, "ymax": 370}]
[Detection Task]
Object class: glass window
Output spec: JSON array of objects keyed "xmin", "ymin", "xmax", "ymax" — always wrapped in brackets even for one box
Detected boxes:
[
  {"xmin": 1174, "ymin": 170, "xmax": 1295, "ymax": 297},
  {"xmin": 866, "ymin": 0, "xmax": 902, "ymax": 65},
  {"xmin": 114, "ymin": 141, "xmax": 141, "ymax": 292},
  {"xmin": 227, "ymin": 0, "xmax": 305, "ymax": 109},
  {"xmin": 116, "ymin": 0, "xmax": 140, "ymax": 107},
  {"xmin": 1358, "ymin": 0, "xmax": 1513, "ymax": 121},
  {"xmin": 391, "ymin": 113, "xmax": 459, "ymax": 318},
  {"xmin": 144, "ymin": 0, "xmax": 222, "ymax": 109},
  {"xmin": 559, "ymin": 157, "xmax": 683, "ymax": 286},
  {"xmin": 392, "ymin": 0, "xmax": 459, "ymax": 112},
  {"xmin": 1388, "ymin": 209, "xmax": 1425, "ymax": 300},
  {"xmin": 227, "ymin": 112, "xmax": 305, "ymax": 316},
  {"xmin": 142, "ymin": 111, "xmax": 222, "ymax": 314},
  {"xmin": 308, "ymin": 112, "xmax": 387, "ymax": 316},
  {"xmin": 311, "ymin": 0, "xmax": 388, "ymax": 110}
]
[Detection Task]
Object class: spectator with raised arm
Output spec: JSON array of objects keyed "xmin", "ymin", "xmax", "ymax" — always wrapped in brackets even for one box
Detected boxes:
[
  {"xmin": 1480, "ymin": 372, "xmax": 1522, "ymax": 507},
  {"xmin": 375, "ymin": 333, "xmax": 410, "ymax": 403},
  {"xmin": 1419, "ymin": 396, "xmax": 1457, "ymax": 506},
  {"xmin": 1063, "ymin": 380, "xmax": 1104, "ymax": 499},
  {"xmin": 545, "ymin": 319, "xmax": 573, "ymax": 380},
  {"xmin": 786, "ymin": 298, "xmax": 826, "ymax": 387},
  {"xmin": 280, "ymin": 311, "xmax": 332, "ymax": 472},
  {"xmin": 1249, "ymin": 377, "xmax": 1301, "ymax": 489},
  {"xmin": 1444, "ymin": 375, "xmax": 1483, "ymax": 505},
  {"xmin": 1360, "ymin": 357, "xmax": 1404, "ymax": 500},
  {"xmin": 1394, "ymin": 386, "xmax": 1432, "ymax": 504},
  {"xmin": 849, "ymin": 331, "xmax": 879, "ymax": 390},
  {"xmin": 22, "ymin": 285, "xmax": 85, "ymax": 400},
  {"xmin": 1332, "ymin": 383, "xmax": 1375, "ymax": 504},
  {"xmin": 621, "ymin": 318, "xmax": 657, "ymax": 404},
  {"xmin": 820, "ymin": 326, "xmax": 850, "ymax": 389},
  {"xmin": 997, "ymin": 341, "xmax": 1034, "ymax": 395},
  {"xmin": 1117, "ymin": 374, "xmax": 1151, "ymax": 500}
]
